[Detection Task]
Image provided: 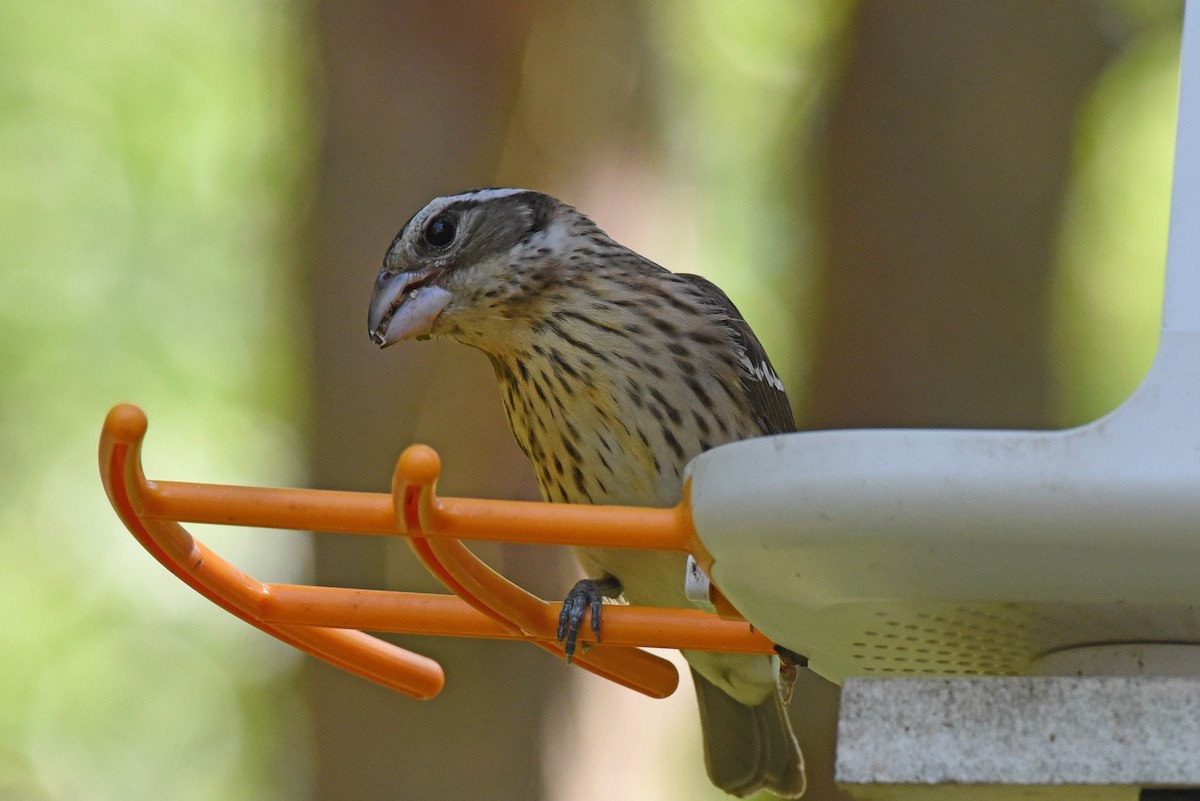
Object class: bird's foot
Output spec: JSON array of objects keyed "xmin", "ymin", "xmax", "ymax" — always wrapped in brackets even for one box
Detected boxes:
[
  {"xmin": 557, "ymin": 576, "xmax": 623, "ymax": 664},
  {"xmin": 774, "ymin": 645, "xmax": 808, "ymax": 706}
]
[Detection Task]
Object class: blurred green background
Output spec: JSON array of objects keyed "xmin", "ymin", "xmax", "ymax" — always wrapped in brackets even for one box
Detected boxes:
[{"xmin": 0, "ymin": 1, "xmax": 1183, "ymax": 800}]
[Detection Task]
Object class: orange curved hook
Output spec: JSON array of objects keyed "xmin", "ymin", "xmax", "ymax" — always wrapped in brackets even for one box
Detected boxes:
[
  {"xmin": 100, "ymin": 404, "xmax": 445, "ymax": 699},
  {"xmin": 98, "ymin": 404, "xmax": 776, "ymax": 704},
  {"xmin": 395, "ymin": 447, "xmax": 679, "ymax": 698}
]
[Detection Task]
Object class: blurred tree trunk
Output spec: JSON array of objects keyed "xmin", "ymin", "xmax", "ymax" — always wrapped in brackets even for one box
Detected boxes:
[
  {"xmin": 808, "ymin": 1, "xmax": 1117, "ymax": 430},
  {"xmin": 305, "ymin": 3, "xmax": 563, "ymax": 799},
  {"xmin": 799, "ymin": 4, "xmax": 1116, "ymax": 799}
]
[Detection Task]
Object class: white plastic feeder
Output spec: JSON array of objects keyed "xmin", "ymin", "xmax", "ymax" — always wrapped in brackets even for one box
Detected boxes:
[
  {"xmin": 685, "ymin": 4, "xmax": 1200, "ymax": 798},
  {"xmin": 688, "ymin": 6, "xmax": 1200, "ymax": 688}
]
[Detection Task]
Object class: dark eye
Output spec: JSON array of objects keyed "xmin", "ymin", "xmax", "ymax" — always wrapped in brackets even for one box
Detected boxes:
[{"xmin": 424, "ymin": 214, "xmax": 456, "ymax": 248}]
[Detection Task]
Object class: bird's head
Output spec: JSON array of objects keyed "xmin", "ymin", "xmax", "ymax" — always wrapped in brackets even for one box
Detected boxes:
[{"xmin": 368, "ymin": 187, "xmax": 587, "ymax": 349}]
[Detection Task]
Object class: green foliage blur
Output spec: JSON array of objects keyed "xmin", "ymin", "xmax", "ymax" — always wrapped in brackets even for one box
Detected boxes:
[
  {"xmin": 1054, "ymin": 5, "xmax": 1182, "ymax": 423},
  {"xmin": 0, "ymin": 2, "xmax": 313, "ymax": 799},
  {"xmin": 643, "ymin": 1, "xmax": 1181, "ymax": 428},
  {"xmin": 645, "ymin": 0, "xmax": 852, "ymax": 396}
]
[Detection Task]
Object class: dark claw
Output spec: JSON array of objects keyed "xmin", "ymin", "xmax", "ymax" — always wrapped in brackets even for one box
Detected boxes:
[
  {"xmin": 774, "ymin": 645, "xmax": 809, "ymax": 706},
  {"xmin": 557, "ymin": 577, "xmax": 622, "ymax": 664},
  {"xmin": 773, "ymin": 645, "xmax": 809, "ymax": 669}
]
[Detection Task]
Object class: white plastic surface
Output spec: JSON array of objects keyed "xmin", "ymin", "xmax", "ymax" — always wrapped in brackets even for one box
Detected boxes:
[
  {"xmin": 686, "ymin": 4, "xmax": 1200, "ymax": 686},
  {"xmin": 1030, "ymin": 644, "xmax": 1200, "ymax": 677}
]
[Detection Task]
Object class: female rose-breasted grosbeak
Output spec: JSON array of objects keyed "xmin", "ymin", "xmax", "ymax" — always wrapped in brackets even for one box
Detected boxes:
[{"xmin": 368, "ymin": 188, "xmax": 804, "ymax": 798}]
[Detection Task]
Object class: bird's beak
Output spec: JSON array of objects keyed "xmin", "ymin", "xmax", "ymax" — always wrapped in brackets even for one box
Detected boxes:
[{"xmin": 368, "ymin": 268, "xmax": 452, "ymax": 347}]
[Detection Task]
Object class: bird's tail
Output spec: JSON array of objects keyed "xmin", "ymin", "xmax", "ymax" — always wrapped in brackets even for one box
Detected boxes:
[{"xmin": 691, "ymin": 668, "xmax": 806, "ymax": 798}]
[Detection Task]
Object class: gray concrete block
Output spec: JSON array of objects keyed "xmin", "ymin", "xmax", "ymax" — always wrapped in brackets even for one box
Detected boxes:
[{"xmin": 836, "ymin": 677, "xmax": 1200, "ymax": 800}]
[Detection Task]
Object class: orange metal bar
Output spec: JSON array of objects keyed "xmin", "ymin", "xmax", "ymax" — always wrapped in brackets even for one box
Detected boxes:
[
  {"xmin": 144, "ymin": 480, "xmax": 686, "ymax": 548},
  {"xmin": 429, "ymin": 496, "xmax": 688, "ymax": 549},
  {"xmin": 259, "ymin": 586, "xmax": 516, "ymax": 637},
  {"xmin": 98, "ymin": 403, "xmax": 773, "ymax": 704},
  {"xmin": 258, "ymin": 585, "xmax": 769, "ymax": 651},
  {"xmin": 143, "ymin": 481, "xmax": 397, "ymax": 534},
  {"xmin": 142, "ymin": 448, "xmax": 691, "ymax": 550}
]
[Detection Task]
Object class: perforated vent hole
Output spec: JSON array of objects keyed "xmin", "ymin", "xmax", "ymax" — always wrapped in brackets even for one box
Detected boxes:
[{"xmin": 849, "ymin": 607, "xmax": 1028, "ymax": 676}]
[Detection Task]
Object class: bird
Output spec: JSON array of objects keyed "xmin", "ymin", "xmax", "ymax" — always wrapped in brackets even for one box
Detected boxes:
[{"xmin": 368, "ymin": 187, "xmax": 805, "ymax": 798}]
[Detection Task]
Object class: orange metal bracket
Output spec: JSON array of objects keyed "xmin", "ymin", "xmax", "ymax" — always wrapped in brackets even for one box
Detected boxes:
[{"xmin": 99, "ymin": 403, "xmax": 774, "ymax": 701}]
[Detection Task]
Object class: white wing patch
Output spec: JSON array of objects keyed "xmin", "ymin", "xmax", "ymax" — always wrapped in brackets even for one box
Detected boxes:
[{"xmin": 739, "ymin": 354, "xmax": 785, "ymax": 391}]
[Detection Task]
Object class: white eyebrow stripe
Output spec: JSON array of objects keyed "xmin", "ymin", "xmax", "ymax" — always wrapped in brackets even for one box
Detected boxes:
[
  {"xmin": 439, "ymin": 187, "xmax": 532, "ymax": 204},
  {"xmin": 411, "ymin": 188, "xmax": 533, "ymax": 230},
  {"xmin": 403, "ymin": 188, "xmax": 534, "ymax": 241}
]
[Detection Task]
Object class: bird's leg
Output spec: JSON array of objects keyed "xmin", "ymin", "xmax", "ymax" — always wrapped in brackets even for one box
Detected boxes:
[
  {"xmin": 773, "ymin": 645, "xmax": 808, "ymax": 706},
  {"xmin": 556, "ymin": 576, "xmax": 623, "ymax": 664}
]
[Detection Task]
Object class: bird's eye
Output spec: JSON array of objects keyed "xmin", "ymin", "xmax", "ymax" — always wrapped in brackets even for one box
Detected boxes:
[{"xmin": 424, "ymin": 214, "xmax": 456, "ymax": 248}]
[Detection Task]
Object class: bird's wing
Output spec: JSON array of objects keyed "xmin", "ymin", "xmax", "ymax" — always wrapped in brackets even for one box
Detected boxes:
[{"xmin": 677, "ymin": 273, "xmax": 796, "ymax": 435}]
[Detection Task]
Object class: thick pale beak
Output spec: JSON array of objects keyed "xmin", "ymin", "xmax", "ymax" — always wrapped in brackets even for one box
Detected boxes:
[{"xmin": 368, "ymin": 268, "xmax": 453, "ymax": 347}]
